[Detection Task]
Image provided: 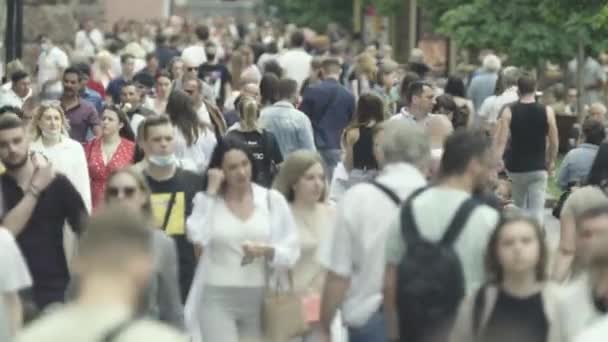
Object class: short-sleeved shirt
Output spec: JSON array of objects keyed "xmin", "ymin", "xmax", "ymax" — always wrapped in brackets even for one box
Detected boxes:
[
  {"xmin": 1, "ymin": 174, "xmax": 87, "ymax": 308},
  {"xmin": 0, "ymin": 228, "xmax": 32, "ymax": 342},
  {"xmin": 63, "ymin": 99, "xmax": 100, "ymax": 143},
  {"xmin": 145, "ymin": 168, "xmax": 205, "ymax": 302},
  {"xmin": 226, "ymin": 130, "xmax": 283, "ymax": 188},
  {"xmin": 198, "ymin": 63, "xmax": 232, "ymax": 107},
  {"xmin": 37, "ymin": 46, "xmax": 69, "ymax": 95},
  {"xmin": 385, "ymin": 187, "xmax": 499, "ymax": 293}
]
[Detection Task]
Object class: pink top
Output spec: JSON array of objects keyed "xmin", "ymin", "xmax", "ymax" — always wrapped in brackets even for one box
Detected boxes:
[{"xmin": 85, "ymin": 137, "xmax": 135, "ymax": 209}]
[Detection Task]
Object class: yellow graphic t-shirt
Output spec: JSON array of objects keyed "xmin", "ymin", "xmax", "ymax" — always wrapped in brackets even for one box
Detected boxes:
[{"xmin": 150, "ymin": 192, "xmax": 186, "ymax": 236}]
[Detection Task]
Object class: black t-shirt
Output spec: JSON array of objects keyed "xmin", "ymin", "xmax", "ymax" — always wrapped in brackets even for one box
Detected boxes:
[
  {"xmin": 482, "ymin": 290, "xmax": 548, "ymax": 342},
  {"xmin": 144, "ymin": 168, "xmax": 205, "ymax": 303},
  {"xmin": 226, "ymin": 130, "xmax": 283, "ymax": 188},
  {"xmin": 199, "ymin": 63, "xmax": 232, "ymax": 108},
  {"xmin": 1, "ymin": 173, "xmax": 87, "ymax": 309}
]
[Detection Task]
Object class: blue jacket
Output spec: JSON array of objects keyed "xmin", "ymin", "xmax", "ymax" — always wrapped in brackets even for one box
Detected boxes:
[{"xmin": 300, "ymin": 79, "xmax": 355, "ymax": 150}]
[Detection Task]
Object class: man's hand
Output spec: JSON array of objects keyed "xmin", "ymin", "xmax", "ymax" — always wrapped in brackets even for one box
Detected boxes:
[{"xmin": 30, "ymin": 155, "xmax": 55, "ymax": 191}]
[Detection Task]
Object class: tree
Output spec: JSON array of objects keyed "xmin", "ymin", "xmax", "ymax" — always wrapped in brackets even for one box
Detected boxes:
[{"xmin": 264, "ymin": 0, "xmax": 353, "ymax": 32}]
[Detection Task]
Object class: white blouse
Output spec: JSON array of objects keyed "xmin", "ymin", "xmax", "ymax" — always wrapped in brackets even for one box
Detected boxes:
[
  {"xmin": 184, "ymin": 184, "xmax": 300, "ymax": 341},
  {"xmin": 30, "ymin": 137, "xmax": 92, "ymax": 212},
  {"xmin": 173, "ymin": 126, "xmax": 217, "ymax": 174}
]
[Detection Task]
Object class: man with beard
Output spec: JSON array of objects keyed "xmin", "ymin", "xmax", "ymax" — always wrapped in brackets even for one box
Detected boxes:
[
  {"xmin": 120, "ymin": 82, "xmax": 155, "ymax": 136},
  {"xmin": 0, "ymin": 114, "xmax": 87, "ymax": 310},
  {"xmin": 60, "ymin": 67, "xmax": 100, "ymax": 143}
]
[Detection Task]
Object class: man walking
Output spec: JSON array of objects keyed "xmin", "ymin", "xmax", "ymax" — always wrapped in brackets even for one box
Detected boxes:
[
  {"xmin": 319, "ymin": 121, "xmax": 430, "ymax": 342},
  {"xmin": 60, "ymin": 66, "xmax": 101, "ymax": 143},
  {"xmin": 495, "ymin": 74, "xmax": 559, "ymax": 224},
  {"xmin": 301, "ymin": 58, "xmax": 355, "ymax": 177},
  {"xmin": 260, "ymin": 78, "xmax": 315, "ymax": 157},
  {"xmin": 0, "ymin": 113, "xmax": 87, "ymax": 310}
]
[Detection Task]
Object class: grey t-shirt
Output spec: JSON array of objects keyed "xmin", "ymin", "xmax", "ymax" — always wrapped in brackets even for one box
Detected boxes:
[{"xmin": 385, "ymin": 187, "xmax": 499, "ymax": 293}]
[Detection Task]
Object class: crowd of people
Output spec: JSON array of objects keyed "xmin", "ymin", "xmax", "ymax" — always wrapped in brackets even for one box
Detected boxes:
[{"xmin": 2, "ymin": 13, "xmax": 608, "ymax": 342}]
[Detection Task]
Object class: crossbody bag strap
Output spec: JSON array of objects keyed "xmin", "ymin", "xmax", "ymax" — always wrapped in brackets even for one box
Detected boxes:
[
  {"xmin": 369, "ymin": 180, "xmax": 400, "ymax": 204},
  {"xmin": 161, "ymin": 192, "xmax": 177, "ymax": 231},
  {"xmin": 440, "ymin": 197, "xmax": 480, "ymax": 246}
]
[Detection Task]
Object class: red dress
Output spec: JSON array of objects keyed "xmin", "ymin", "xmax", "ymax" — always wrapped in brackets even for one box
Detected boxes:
[{"xmin": 85, "ymin": 137, "xmax": 135, "ymax": 209}]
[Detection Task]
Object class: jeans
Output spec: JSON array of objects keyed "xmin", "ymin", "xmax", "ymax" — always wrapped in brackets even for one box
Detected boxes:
[
  {"xmin": 348, "ymin": 311, "xmax": 387, "ymax": 342},
  {"xmin": 509, "ymin": 170, "xmax": 548, "ymax": 224},
  {"xmin": 319, "ymin": 149, "xmax": 342, "ymax": 180}
]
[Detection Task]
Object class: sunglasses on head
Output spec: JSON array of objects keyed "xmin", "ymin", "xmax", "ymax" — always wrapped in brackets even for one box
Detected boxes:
[{"xmin": 107, "ymin": 186, "xmax": 137, "ymax": 198}]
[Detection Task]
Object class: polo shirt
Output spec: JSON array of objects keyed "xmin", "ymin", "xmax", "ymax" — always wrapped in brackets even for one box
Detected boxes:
[{"xmin": 63, "ymin": 99, "xmax": 99, "ymax": 143}]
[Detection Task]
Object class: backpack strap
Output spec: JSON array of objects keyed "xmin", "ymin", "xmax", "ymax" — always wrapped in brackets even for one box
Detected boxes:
[
  {"xmin": 101, "ymin": 318, "xmax": 137, "ymax": 342},
  {"xmin": 400, "ymin": 186, "xmax": 430, "ymax": 243},
  {"xmin": 440, "ymin": 197, "xmax": 480, "ymax": 246},
  {"xmin": 369, "ymin": 180, "xmax": 400, "ymax": 204}
]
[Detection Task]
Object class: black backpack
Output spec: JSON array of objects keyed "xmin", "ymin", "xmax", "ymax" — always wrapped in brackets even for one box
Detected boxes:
[{"xmin": 397, "ymin": 187, "xmax": 480, "ymax": 342}]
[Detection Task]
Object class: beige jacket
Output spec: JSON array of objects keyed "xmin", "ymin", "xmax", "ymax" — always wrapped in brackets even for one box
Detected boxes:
[{"xmin": 450, "ymin": 283, "xmax": 563, "ymax": 342}]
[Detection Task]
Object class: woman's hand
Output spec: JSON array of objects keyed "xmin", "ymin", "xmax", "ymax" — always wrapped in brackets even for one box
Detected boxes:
[
  {"xmin": 241, "ymin": 241, "xmax": 274, "ymax": 265},
  {"xmin": 207, "ymin": 168, "xmax": 225, "ymax": 195}
]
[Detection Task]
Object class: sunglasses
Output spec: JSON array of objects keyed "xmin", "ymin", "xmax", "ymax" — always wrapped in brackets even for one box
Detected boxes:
[
  {"xmin": 187, "ymin": 67, "xmax": 198, "ymax": 71},
  {"xmin": 107, "ymin": 186, "xmax": 137, "ymax": 198}
]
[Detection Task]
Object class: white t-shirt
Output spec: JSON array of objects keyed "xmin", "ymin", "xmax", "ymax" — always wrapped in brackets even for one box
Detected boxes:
[
  {"xmin": 575, "ymin": 315, "xmax": 608, "ymax": 342},
  {"xmin": 318, "ymin": 163, "xmax": 427, "ymax": 327},
  {"xmin": 0, "ymin": 228, "xmax": 32, "ymax": 294},
  {"xmin": 385, "ymin": 187, "xmax": 499, "ymax": 293},
  {"xmin": 279, "ymin": 49, "xmax": 312, "ymax": 90},
  {"xmin": 37, "ymin": 46, "xmax": 69, "ymax": 95},
  {"xmin": 74, "ymin": 29, "xmax": 104, "ymax": 58},
  {"xmin": 16, "ymin": 305, "xmax": 186, "ymax": 342},
  {"xmin": 204, "ymin": 200, "xmax": 271, "ymax": 287}
]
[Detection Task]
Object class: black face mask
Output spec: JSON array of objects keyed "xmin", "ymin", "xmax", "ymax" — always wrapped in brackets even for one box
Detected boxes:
[{"xmin": 206, "ymin": 54, "xmax": 216, "ymax": 62}]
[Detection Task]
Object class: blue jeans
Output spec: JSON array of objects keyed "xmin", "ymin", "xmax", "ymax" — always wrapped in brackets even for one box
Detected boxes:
[
  {"xmin": 319, "ymin": 149, "xmax": 341, "ymax": 180},
  {"xmin": 348, "ymin": 311, "xmax": 387, "ymax": 342}
]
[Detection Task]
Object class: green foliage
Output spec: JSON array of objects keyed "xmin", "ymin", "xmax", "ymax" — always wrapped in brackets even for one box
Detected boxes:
[
  {"xmin": 264, "ymin": 0, "xmax": 354, "ymax": 32},
  {"xmin": 429, "ymin": 0, "xmax": 608, "ymax": 67}
]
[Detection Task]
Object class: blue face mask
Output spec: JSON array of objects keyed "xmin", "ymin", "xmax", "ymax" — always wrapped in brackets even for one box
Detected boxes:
[{"xmin": 148, "ymin": 153, "xmax": 176, "ymax": 167}]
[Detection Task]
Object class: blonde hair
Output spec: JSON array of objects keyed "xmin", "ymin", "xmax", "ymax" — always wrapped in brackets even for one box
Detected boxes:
[
  {"xmin": 96, "ymin": 50, "xmax": 114, "ymax": 71},
  {"xmin": 273, "ymin": 150, "xmax": 327, "ymax": 202},
  {"xmin": 31, "ymin": 102, "xmax": 70, "ymax": 139},
  {"xmin": 238, "ymin": 96, "xmax": 259, "ymax": 131},
  {"xmin": 355, "ymin": 53, "xmax": 377, "ymax": 80},
  {"xmin": 6, "ymin": 59, "xmax": 26, "ymax": 77}
]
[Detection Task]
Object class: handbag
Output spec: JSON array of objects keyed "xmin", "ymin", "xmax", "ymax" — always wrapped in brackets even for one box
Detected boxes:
[
  {"xmin": 263, "ymin": 191, "xmax": 308, "ymax": 341},
  {"xmin": 263, "ymin": 271, "xmax": 309, "ymax": 342}
]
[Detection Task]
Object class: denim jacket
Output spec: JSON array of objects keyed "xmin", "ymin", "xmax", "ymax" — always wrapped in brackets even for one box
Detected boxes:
[{"xmin": 259, "ymin": 101, "xmax": 316, "ymax": 156}]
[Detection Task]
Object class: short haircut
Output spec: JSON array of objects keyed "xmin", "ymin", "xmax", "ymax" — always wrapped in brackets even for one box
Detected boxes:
[
  {"xmin": 0, "ymin": 113, "xmax": 24, "ymax": 131},
  {"xmin": 290, "ymin": 30, "xmax": 305, "ymax": 48},
  {"xmin": 0, "ymin": 106, "xmax": 24, "ymax": 119},
  {"xmin": 122, "ymin": 81, "xmax": 138, "ymax": 90},
  {"xmin": 439, "ymin": 129, "xmax": 492, "ymax": 177},
  {"xmin": 133, "ymin": 72, "xmax": 155, "ymax": 89},
  {"xmin": 517, "ymin": 74, "xmax": 537, "ymax": 95},
  {"xmin": 10, "ymin": 70, "xmax": 29, "ymax": 84},
  {"xmin": 73, "ymin": 62, "xmax": 91, "ymax": 78},
  {"xmin": 444, "ymin": 76, "xmax": 466, "ymax": 98},
  {"xmin": 145, "ymin": 52, "xmax": 157, "ymax": 62},
  {"xmin": 583, "ymin": 118, "xmax": 606, "ymax": 145},
  {"xmin": 576, "ymin": 205, "xmax": 608, "ymax": 229},
  {"xmin": 377, "ymin": 120, "xmax": 430, "ymax": 166},
  {"xmin": 78, "ymin": 205, "xmax": 152, "ymax": 271},
  {"xmin": 407, "ymin": 81, "xmax": 432, "ymax": 103},
  {"xmin": 400, "ymin": 72, "xmax": 421, "ymax": 99},
  {"xmin": 63, "ymin": 66, "xmax": 82, "ymax": 81},
  {"xmin": 277, "ymin": 78, "xmax": 298, "ymax": 101},
  {"xmin": 195, "ymin": 24, "xmax": 210, "ymax": 41},
  {"xmin": 501, "ymin": 66, "xmax": 520, "ymax": 89},
  {"xmin": 140, "ymin": 114, "xmax": 172, "ymax": 141},
  {"xmin": 321, "ymin": 57, "xmax": 341, "ymax": 75},
  {"xmin": 121, "ymin": 53, "xmax": 135, "ymax": 64},
  {"xmin": 482, "ymin": 54, "xmax": 501, "ymax": 72}
]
